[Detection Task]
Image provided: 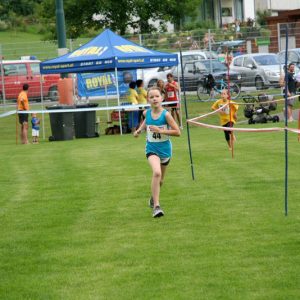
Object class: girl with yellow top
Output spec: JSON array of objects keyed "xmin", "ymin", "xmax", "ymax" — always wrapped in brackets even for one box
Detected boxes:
[
  {"xmin": 211, "ymin": 89, "xmax": 238, "ymax": 150},
  {"xmin": 136, "ymin": 79, "xmax": 147, "ymax": 105},
  {"xmin": 127, "ymin": 81, "xmax": 139, "ymax": 105},
  {"xmin": 136, "ymin": 79, "xmax": 147, "ymax": 124}
]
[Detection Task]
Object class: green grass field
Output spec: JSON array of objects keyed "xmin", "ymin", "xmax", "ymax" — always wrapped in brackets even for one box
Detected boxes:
[{"xmin": 0, "ymin": 98, "xmax": 300, "ymax": 299}]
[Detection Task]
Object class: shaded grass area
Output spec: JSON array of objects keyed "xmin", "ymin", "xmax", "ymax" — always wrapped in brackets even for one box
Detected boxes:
[{"xmin": 0, "ymin": 99, "xmax": 300, "ymax": 299}]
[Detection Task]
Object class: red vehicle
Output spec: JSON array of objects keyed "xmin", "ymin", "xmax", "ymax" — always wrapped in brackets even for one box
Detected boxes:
[{"xmin": 0, "ymin": 60, "xmax": 60, "ymax": 101}]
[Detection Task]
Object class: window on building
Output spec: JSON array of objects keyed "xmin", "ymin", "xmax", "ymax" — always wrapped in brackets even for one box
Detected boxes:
[
  {"xmin": 234, "ymin": 0, "xmax": 243, "ymax": 21},
  {"xmin": 222, "ymin": 7, "xmax": 232, "ymax": 17},
  {"xmin": 199, "ymin": 0, "xmax": 215, "ymax": 22}
]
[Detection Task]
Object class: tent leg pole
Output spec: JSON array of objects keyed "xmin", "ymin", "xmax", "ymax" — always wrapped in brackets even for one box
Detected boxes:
[{"xmin": 115, "ymin": 67, "xmax": 122, "ymax": 135}]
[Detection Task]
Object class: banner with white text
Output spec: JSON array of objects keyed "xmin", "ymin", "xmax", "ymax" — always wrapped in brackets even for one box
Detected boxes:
[{"xmin": 77, "ymin": 69, "xmax": 137, "ymax": 98}]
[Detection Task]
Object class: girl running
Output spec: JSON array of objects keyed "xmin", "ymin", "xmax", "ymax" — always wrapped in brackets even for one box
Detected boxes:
[{"xmin": 134, "ymin": 87, "xmax": 181, "ymax": 218}]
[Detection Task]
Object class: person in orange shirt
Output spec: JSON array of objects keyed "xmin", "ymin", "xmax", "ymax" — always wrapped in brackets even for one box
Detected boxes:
[{"xmin": 17, "ymin": 84, "xmax": 30, "ymax": 144}]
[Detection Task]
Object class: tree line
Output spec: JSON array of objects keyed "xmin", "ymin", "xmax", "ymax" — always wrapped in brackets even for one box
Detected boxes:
[{"xmin": 0, "ymin": 0, "xmax": 203, "ymax": 38}]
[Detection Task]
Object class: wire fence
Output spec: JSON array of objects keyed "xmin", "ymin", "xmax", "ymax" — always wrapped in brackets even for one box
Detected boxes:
[
  {"xmin": 1, "ymin": 23, "xmax": 299, "ymax": 60},
  {"xmin": 1, "ymin": 22, "xmax": 300, "ymax": 113}
]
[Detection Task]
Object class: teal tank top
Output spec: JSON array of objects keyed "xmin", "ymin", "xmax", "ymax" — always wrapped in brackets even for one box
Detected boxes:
[{"xmin": 145, "ymin": 109, "xmax": 172, "ymax": 158}]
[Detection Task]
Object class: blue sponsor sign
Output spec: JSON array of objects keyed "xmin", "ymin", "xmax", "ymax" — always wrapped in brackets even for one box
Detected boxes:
[{"xmin": 77, "ymin": 69, "xmax": 137, "ymax": 97}]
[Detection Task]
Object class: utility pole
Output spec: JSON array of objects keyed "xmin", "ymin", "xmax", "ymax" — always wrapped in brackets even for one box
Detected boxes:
[{"xmin": 55, "ymin": 0, "xmax": 68, "ymax": 77}]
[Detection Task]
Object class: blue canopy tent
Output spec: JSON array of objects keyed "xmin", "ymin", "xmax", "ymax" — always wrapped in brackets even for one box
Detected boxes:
[{"xmin": 40, "ymin": 29, "xmax": 178, "ymax": 133}]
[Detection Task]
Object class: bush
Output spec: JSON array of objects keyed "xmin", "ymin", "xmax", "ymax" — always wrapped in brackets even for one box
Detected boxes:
[{"xmin": 0, "ymin": 20, "xmax": 8, "ymax": 31}]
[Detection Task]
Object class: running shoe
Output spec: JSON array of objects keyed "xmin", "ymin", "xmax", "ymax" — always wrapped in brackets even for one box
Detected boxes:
[{"xmin": 153, "ymin": 206, "xmax": 164, "ymax": 218}]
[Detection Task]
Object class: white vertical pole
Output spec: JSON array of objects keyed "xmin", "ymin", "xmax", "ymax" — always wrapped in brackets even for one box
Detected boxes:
[
  {"xmin": 105, "ymin": 84, "xmax": 109, "ymax": 122},
  {"xmin": 0, "ymin": 45, "xmax": 7, "ymax": 112},
  {"xmin": 177, "ymin": 62, "xmax": 183, "ymax": 128},
  {"xmin": 115, "ymin": 65, "xmax": 123, "ymax": 135},
  {"xmin": 208, "ymin": 29, "xmax": 213, "ymax": 74},
  {"xmin": 40, "ymin": 74, "xmax": 45, "ymax": 140},
  {"xmin": 277, "ymin": 23, "xmax": 281, "ymax": 52}
]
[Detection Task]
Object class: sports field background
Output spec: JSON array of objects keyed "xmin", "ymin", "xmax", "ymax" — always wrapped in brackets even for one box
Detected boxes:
[{"xmin": 0, "ymin": 99, "xmax": 299, "ymax": 299}]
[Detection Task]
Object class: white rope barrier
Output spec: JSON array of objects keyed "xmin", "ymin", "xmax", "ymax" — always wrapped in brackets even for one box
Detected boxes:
[
  {"xmin": 188, "ymin": 119, "xmax": 282, "ymax": 133},
  {"xmin": 187, "ymin": 99, "xmax": 300, "ymax": 135},
  {"xmin": 0, "ymin": 110, "xmax": 16, "ymax": 118},
  {"xmin": 233, "ymin": 94, "xmax": 299, "ymax": 105},
  {"xmin": 0, "ymin": 101, "xmax": 177, "ymax": 116}
]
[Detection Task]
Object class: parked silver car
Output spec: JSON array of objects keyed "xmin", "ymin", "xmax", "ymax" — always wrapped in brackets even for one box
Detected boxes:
[{"xmin": 230, "ymin": 53, "xmax": 281, "ymax": 90}]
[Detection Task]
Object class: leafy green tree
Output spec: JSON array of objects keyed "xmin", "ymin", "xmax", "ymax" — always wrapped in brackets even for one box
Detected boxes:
[
  {"xmin": 256, "ymin": 10, "xmax": 271, "ymax": 26},
  {"xmin": 0, "ymin": 0, "xmax": 42, "ymax": 17},
  {"xmin": 38, "ymin": 0, "xmax": 204, "ymax": 38},
  {"xmin": 162, "ymin": 0, "xmax": 203, "ymax": 31}
]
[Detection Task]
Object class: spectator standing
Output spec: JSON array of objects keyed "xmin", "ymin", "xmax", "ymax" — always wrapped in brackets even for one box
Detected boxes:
[
  {"xmin": 280, "ymin": 63, "xmax": 297, "ymax": 122},
  {"xmin": 17, "ymin": 84, "xmax": 30, "ymax": 144},
  {"xmin": 127, "ymin": 81, "xmax": 139, "ymax": 105},
  {"xmin": 156, "ymin": 79, "xmax": 166, "ymax": 101},
  {"xmin": 31, "ymin": 113, "xmax": 40, "ymax": 144},
  {"xmin": 235, "ymin": 19, "xmax": 242, "ymax": 38},
  {"xmin": 127, "ymin": 81, "xmax": 139, "ymax": 132},
  {"xmin": 165, "ymin": 73, "xmax": 180, "ymax": 126},
  {"xmin": 136, "ymin": 79, "xmax": 147, "ymax": 124}
]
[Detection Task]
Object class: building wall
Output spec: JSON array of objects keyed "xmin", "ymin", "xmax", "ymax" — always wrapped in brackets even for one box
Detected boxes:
[
  {"xmin": 255, "ymin": 0, "xmax": 300, "ymax": 12},
  {"xmin": 243, "ymin": 1, "xmax": 255, "ymax": 20},
  {"xmin": 219, "ymin": 0, "xmax": 255, "ymax": 25}
]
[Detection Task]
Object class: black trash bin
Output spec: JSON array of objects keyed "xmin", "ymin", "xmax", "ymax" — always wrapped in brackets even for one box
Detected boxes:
[
  {"xmin": 47, "ymin": 105, "xmax": 74, "ymax": 141},
  {"xmin": 74, "ymin": 103, "xmax": 99, "ymax": 138}
]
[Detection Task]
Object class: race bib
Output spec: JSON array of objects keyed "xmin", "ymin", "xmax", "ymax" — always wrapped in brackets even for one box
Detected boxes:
[
  {"xmin": 220, "ymin": 104, "xmax": 229, "ymax": 115},
  {"xmin": 167, "ymin": 91, "xmax": 175, "ymax": 98},
  {"xmin": 147, "ymin": 125, "xmax": 169, "ymax": 142}
]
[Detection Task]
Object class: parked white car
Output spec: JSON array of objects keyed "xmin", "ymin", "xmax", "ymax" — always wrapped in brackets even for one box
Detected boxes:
[
  {"xmin": 137, "ymin": 67, "xmax": 172, "ymax": 88},
  {"xmin": 138, "ymin": 50, "xmax": 218, "ymax": 88},
  {"xmin": 176, "ymin": 50, "xmax": 219, "ymax": 64}
]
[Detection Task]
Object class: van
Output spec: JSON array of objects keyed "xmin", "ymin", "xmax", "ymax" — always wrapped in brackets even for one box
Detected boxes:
[{"xmin": 0, "ymin": 60, "xmax": 60, "ymax": 101}]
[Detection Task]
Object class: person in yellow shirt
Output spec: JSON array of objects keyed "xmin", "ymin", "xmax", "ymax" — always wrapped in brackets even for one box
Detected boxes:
[
  {"xmin": 127, "ymin": 81, "xmax": 139, "ymax": 105},
  {"xmin": 136, "ymin": 79, "xmax": 147, "ymax": 104},
  {"xmin": 17, "ymin": 83, "xmax": 30, "ymax": 144},
  {"xmin": 127, "ymin": 81, "xmax": 139, "ymax": 132},
  {"xmin": 211, "ymin": 89, "xmax": 238, "ymax": 150},
  {"xmin": 136, "ymin": 79, "xmax": 147, "ymax": 124}
]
